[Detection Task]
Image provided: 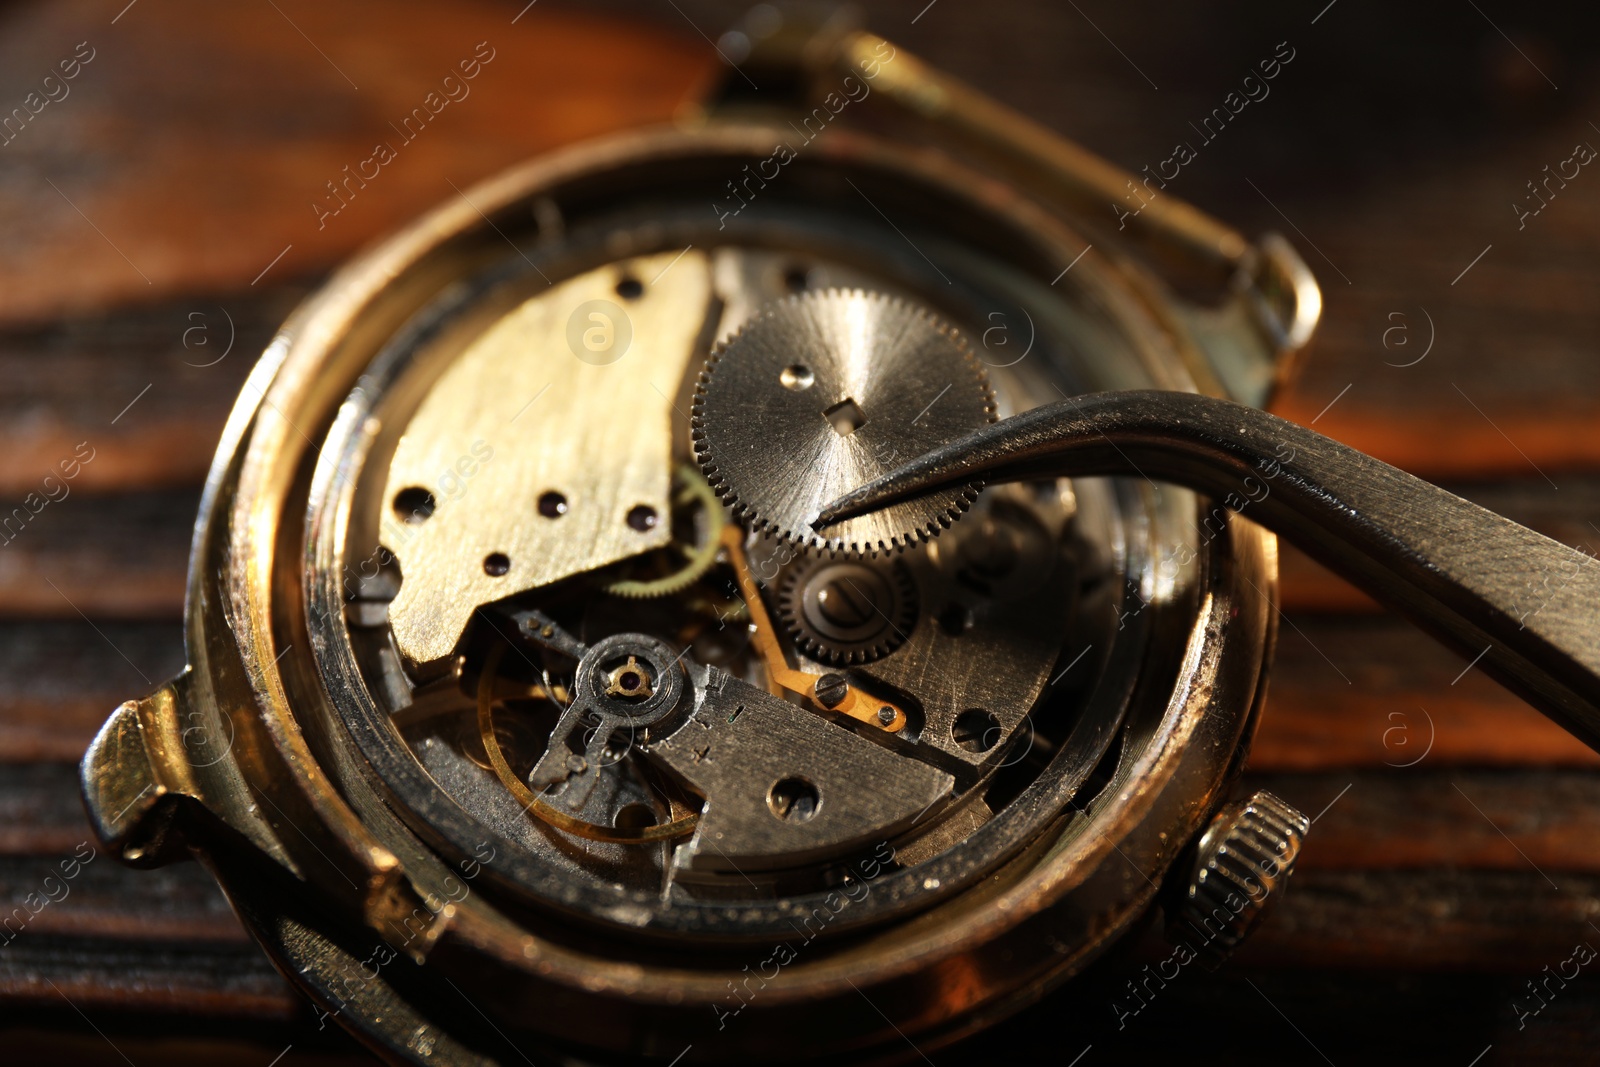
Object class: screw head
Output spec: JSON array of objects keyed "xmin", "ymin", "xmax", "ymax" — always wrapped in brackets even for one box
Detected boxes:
[
  {"xmin": 877, "ymin": 705, "xmax": 896, "ymax": 726},
  {"xmin": 801, "ymin": 563, "xmax": 898, "ymax": 642},
  {"xmin": 813, "ymin": 673, "xmax": 849, "ymax": 709}
]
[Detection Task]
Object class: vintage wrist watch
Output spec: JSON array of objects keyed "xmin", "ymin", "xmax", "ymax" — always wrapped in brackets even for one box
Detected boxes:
[{"xmin": 79, "ymin": 8, "xmax": 1329, "ymax": 1064}]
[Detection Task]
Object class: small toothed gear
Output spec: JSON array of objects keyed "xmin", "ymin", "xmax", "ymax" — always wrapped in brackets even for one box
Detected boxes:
[
  {"xmin": 603, "ymin": 465, "xmax": 725, "ymax": 599},
  {"xmin": 691, "ymin": 289, "xmax": 996, "ymax": 556},
  {"xmin": 777, "ymin": 555, "xmax": 918, "ymax": 666}
]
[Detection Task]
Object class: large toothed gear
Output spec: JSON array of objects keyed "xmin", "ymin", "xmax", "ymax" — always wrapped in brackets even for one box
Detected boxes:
[{"xmin": 692, "ymin": 289, "xmax": 997, "ymax": 556}]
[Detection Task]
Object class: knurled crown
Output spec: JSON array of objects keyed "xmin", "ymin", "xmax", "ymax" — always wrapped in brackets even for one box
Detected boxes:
[{"xmin": 1171, "ymin": 790, "xmax": 1310, "ymax": 969}]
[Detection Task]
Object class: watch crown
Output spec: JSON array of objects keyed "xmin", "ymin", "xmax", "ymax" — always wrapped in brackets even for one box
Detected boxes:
[{"xmin": 1171, "ymin": 790, "xmax": 1310, "ymax": 969}]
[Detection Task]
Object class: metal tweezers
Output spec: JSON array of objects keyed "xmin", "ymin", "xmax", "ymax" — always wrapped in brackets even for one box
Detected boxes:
[{"xmin": 816, "ymin": 390, "xmax": 1600, "ymax": 752}]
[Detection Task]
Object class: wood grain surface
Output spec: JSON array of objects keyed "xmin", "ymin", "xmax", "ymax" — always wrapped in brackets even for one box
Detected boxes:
[{"xmin": 2, "ymin": 0, "xmax": 1597, "ymax": 1064}]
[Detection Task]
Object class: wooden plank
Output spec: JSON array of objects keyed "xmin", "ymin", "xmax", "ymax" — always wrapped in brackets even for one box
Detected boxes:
[
  {"xmin": 0, "ymin": 491, "xmax": 196, "ymax": 619},
  {"xmin": 1252, "ymin": 614, "xmax": 1599, "ymax": 770},
  {"xmin": 0, "ymin": 1032, "xmax": 364, "ymax": 1067},
  {"xmin": 11, "ymin": 764, "xmax": 1600, "ymax": 968},
  {"xmin": 0, "ymin": 764, "xmax": 241, "ymax": 945},
  {"xmin": 1245, "ymin": 769, "xmax": 1600, "ymax": 874},
  {"xmin": 970, "ymin": 952, "xmax": 1600, "ymax": 1066},
  {"xmin": 0, "ymin": 763, "xmax": 102, "ymax": 854},
  {"xmin": 0, "ymin": 290, "xmax": 301, "ymax": 495},
  {"xmin": 1243, "ymin": 868, "xmax": 1600, "ymax": 973},
  {"xmin": 0, "ymin": 851, "xmax": 246, "ymax": 945},
  {"xmin": 0, "ymin": 936, "xmax": 297, "ymax": 1019},
  {"xmin": 0, "ymin": 1031, "xmax": 363, "ymax": 1067},
  {"xmin": 2, "ymin": 766, "xmax": 1594, "ymax": 961},
  {"xmin": 1267, "ymin": 193, "xmax": 1600, "ymax": 479},
  {"xmin": 0, "ymin": 621, "xmax": 184, "ymax": 762},
  {"xmin": 1275, "ymin": 241, "xmax": 1600, "ymax": 478},
  {"xmin": 7, "ymin": 760, "xmax": 1600, "ymax": 1049},
  {"xmin": 0, "ymin": 0, "xmax": 713, "ymax": 326}
]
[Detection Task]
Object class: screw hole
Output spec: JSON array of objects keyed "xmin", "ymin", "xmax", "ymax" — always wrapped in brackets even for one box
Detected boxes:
[
  {"xmin": 393, "ymin": 487, "xmax": 436, "ymax": 524},
  {"xmin": 952, "ymin": 708, "xmax": 1001, "ymax": 753},
  {"xmin": 780, "ymin": 364, "xmax": 815, "ymax": 391},
  {"xmin": 615, "ymin": 276, "xmax": 644, "ymax": 300},
  {"xmin": 767, "ymin": 777, "xmax": 820, "ymax": 822},
  {"xmin": 823, "ymin": 397, "xmax": 867, "ymax": 437},
  {"xmin": 538, "ymin": 490, "xmax": 568, "ymax": 518},
  {"xmin": 614, "ymin": 802, "xmax": 657, "ymax": 831},
  {"xmin": 483, "ymin": 552, "xmax": 511, "ymax": 577},
  {"xmin": 937, "ymin": 603, "xmax": 974, "ymax": 636},
  {"xmin": 627, "ymin": 504, "xmax": 658, "ymax": 532}
]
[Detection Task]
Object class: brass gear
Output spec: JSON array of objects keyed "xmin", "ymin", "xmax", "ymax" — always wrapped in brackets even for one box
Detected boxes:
[{"xmin": 603, "ymin": 464, "xmax": 725, "ymax": 598}]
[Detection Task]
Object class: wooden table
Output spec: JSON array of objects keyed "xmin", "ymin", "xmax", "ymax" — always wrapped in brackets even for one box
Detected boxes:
[{"xmin": 3, "ymin": 1, "xmax": 1597, "ymax": 1062}]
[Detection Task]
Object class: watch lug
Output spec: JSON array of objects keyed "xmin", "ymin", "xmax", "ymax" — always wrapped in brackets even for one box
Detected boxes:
[
  {"xmin": 1170, "ymin": 232, "xmax": 1321, "ymax": 409},
  {"xmin": 691, "ymin": 4, "xmax": 864, "ymax": 119},
  {"xmin": 80, "ymin": 671, "xmax": 201, "ymax": 867}
]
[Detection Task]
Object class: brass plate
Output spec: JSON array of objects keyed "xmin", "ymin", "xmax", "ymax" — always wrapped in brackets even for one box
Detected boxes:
[{"xmin": 382, "ymin": 251, "xmax": 713, "ymax": 666}]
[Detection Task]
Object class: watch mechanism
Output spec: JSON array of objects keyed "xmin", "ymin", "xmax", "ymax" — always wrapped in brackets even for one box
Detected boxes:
[{"xmin": 358, "ymin": 248, "xmax": 1102, "ymax": 931}]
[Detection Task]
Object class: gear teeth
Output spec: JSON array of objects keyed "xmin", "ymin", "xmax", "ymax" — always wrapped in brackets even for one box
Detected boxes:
[
  {"xmin": 601, "ymin": 464, "xmax": 725, "ymax": 599},
  {"xmin": 692, "ymin": 288, "xmax": 995, "ymax": 559},
  {"xmin": 776, "ymin": 552, "xmax": 918, "ymax": 666}
]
